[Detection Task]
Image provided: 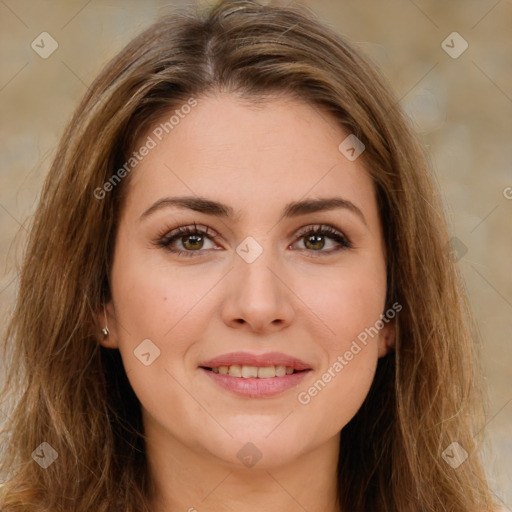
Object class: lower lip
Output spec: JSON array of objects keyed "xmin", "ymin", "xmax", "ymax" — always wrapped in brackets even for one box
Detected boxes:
[{"xmin": 200, "ymin": 368, "xmax": 311, "ymax": 398}]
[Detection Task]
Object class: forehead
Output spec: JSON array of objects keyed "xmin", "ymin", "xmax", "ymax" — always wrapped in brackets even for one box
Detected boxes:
[{"xmin": 121, "ymin": 93, "xmax": 378, "ymax": 226}]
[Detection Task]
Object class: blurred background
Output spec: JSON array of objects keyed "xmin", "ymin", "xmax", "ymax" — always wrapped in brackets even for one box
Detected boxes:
[{"xmin": 0, "ymin": 0, "xmax": 510, "ymax": 508}]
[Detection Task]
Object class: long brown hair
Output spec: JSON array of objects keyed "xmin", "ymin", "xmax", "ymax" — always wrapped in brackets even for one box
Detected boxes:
[{"xmin": 0, "ymin": 1, "xmax": 498, "ymax": 510}]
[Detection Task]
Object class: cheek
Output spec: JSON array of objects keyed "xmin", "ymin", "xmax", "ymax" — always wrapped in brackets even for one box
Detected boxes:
[
  {"xmin": 296, "ymin": 255, "xmax": 387, "ymax": 349},
  {"xmin": 297, "ymin": 345, "xmax": 378, "ymax": 437},
  {"xmin": 110, "ymin": 241, "xmax": 222, "ymax": 383},
  {"xmin": 291, "ymin": 258, "xmax": 385, "ymax": 428},
  {"xmin": 295, "ymin": 269, "xmax": 384, "ymax": 425},
  {"xmin": 111, "ymin": 238, "xmax": 207, "ymax": 336},
  {"xmin": 109, "ymin": 252, "xmax": 204, "ymax": 414}
]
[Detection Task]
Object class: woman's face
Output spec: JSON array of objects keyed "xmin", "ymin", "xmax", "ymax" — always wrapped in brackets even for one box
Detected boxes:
[{"xmin": 102, "ymin": 93, "xmax": 395, "ymax": 469}]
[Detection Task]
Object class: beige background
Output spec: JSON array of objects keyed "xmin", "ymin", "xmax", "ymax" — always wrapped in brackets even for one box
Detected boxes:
[{"xmin": 0, "ymin": 0, "xmax": 510, "ymax": 508}]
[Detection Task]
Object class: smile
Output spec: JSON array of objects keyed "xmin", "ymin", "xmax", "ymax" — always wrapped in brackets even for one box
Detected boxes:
[
  {"xmin": 200, "ymin": 366, "xmax": 311, "ymax": 398},
  {"xmin": 204, "ymin": 364, "xmax": 299, "ymax": 378}
]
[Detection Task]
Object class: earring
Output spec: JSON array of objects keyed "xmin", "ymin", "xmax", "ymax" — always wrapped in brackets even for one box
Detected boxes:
[{"xmin": 101, "ymin": 304, "xmax": 109, "ymax": 337}]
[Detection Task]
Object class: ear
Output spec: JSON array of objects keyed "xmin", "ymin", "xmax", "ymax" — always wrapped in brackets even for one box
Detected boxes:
[
  {"xmin": 96, "ymin": 300, "xmax": 119, "ymax": 349},
  {"xmin": 377, "ymin": 317, "xmax": 396, "ymax": 358}
]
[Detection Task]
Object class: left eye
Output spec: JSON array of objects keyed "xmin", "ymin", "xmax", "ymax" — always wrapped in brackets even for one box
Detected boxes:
[
  {"xmin": 156, "ymin": 223, "xmax": 352, "ymax": 257},
  {"xmin": 156, "ymin": 224, "xmax": 219, "ymax": 257},
  {"xmin": 291, "ymin": 224, "xmax": 352, "ymax": 254}
]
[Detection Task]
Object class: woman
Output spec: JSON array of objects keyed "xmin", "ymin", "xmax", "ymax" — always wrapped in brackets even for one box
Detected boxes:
[{"xmin": 0, "ymin": 0, "xmax": 498, "ymax": 510}]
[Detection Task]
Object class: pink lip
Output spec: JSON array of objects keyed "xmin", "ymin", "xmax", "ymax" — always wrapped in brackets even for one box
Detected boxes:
[
  {"xmin": 200, "ymin": 367, "xmax": 311, "ymax": 398},
  {"xmin": 199, "ymin": 351, "xmax": 312, "ymax": 371}
]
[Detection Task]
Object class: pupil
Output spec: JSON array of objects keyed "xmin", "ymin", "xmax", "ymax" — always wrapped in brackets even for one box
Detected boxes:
[
  {"xmin": 306, "ymin": 234, "xmax": 324, "ymax": 250},
  {"xmin": 184, "ymin": 234, "xmax": 202, "ymax": 249}
]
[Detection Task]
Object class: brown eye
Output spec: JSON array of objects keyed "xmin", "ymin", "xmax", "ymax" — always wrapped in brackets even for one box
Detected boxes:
[
  {"xmin": 292, "ymin": 225, "xmax": 352, "ymax": 255},
  {"xmin": 181, "ymin": 233, "xmax": 205, "ymax": 250},
  {"xmin": 157, "ymin": 225, "xmax": 219, "ymax": 257},
  {"xmin": 303, "ymin": 233, "xmax": 326, "ymax": 251}
]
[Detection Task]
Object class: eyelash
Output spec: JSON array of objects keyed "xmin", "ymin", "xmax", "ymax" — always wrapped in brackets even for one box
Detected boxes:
[
  {"xmin": 155, "ymin": 221, "xmax": 353, "ymax": 258},
  {"xmin": 156, "ymin": 222, "xmax": 353, "ymax": 257}
]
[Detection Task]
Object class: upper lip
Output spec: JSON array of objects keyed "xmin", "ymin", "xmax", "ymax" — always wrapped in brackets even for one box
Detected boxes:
[{"xmin": 199, "ymin": 351, "xmax": 312, "ymax": 371}]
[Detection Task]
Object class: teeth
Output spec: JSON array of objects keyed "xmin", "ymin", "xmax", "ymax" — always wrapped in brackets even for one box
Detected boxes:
[
  {"xmin": 210, "ymin": 364, "xmax": 298, "ymax": 378},
  {"xmin": 258, "ymin": 366, "xmax": 277, "ymax": 378},
  {"xmin": 229, "ymin": 365, "xmax": 242, "ymax": 377}
]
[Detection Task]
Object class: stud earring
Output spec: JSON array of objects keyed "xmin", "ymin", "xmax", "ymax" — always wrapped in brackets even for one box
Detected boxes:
[{"xmin": 101, "ymin": 304, "xmax": 109, "ymax": 337}]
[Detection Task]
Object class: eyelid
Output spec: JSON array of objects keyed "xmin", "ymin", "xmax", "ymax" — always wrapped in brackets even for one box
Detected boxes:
[
  {"xmin": 154, "ymin": 222, "xmax": 352, "ymax": 256},
  {"xmin": 292, "ymin": 223, "xmax": 352, "ymax": 251},
  {"xmin": 157, "ymin": 223, "xmax": 219, "ymax": 243},
  {"xmin": 294, "ymin": 223, "xmax": 345, "ymax": 239}
]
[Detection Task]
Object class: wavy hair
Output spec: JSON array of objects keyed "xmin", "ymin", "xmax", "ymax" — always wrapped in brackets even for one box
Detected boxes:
[{"xmin": 0, "ymin": 0, "xmax": 497, "ymax": 510}]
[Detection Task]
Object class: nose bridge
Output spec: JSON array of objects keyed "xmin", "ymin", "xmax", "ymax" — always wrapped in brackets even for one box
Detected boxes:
[
  {"xmin": 235, "ymin": 234, "xmax": 282, "ymax": 297},
  {"xmin": 221, "ymin": 233, "xmax": 294, "ymax": 331}
]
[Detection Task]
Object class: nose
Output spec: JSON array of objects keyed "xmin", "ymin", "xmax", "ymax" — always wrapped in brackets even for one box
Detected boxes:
[{"xmin": 220, "ymin": 247, "xmax": 295, "ymax": 334}]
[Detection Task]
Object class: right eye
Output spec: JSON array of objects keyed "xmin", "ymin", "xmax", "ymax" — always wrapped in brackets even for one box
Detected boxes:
[{"xmin": 156, "ymin": 223, "xmax": 221, "ymax": 257}]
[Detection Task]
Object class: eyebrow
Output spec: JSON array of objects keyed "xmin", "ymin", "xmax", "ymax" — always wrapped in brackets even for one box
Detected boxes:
[{"xmin": 139, "ymin": 195, "xmax": 367, "ymax": 226}]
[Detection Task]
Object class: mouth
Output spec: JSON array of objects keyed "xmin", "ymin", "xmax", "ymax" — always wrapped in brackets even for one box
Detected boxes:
[
  {"xmin": 199, "ymin": 364, "xmax": 308, "ymax": 378},
  {"xmin": 198, "ymin": 364, "xmax": 312, "ymax": 398},
  {"xmin": 198, "ymin": 351, "xmax": 313, "ymax": 397}
]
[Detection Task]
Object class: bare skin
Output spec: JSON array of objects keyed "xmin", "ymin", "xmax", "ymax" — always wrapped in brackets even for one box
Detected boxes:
[{"xmin": 99, "ymin": 92, "xmax": 395, "ymax": 512}]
